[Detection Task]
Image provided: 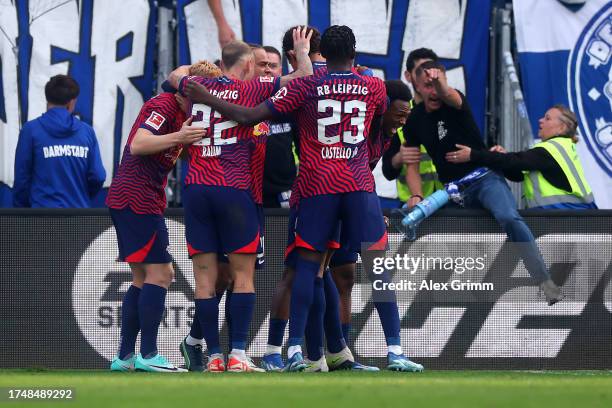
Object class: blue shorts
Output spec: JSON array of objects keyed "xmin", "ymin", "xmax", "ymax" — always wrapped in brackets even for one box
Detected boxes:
[
  {"xmin": 184, "ymin": 184, "xmax": 260, "ymax": 257},
  {"xmin": 284, "ymin": 207, "xmax": 341, "ymax": 268},
  {"xmin": 329, "ymin": 245, "xmax": 359, "ymax": 268},
  {"xmin": 109, "ymin": 208, "xmax": 172, "ymax": 264},
  {"xmin": 329, "ymin": 217, "xmax": 366, "ymax": 267},
  {"xmin": 295, "ymin": 192, "xmax": 387, "ymax": 254},
  {"xmin": 218, "ymin": 204, "xmax": 265, "ymax": 269}
]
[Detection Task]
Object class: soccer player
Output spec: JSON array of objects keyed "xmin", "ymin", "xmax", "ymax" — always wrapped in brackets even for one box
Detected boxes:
[
  {"xmin": 325, "ymin": 79, "xmax": 426, "ymax": 372},
  {"xmin": 167, "ymin": 28, "xmax": 313, "ymax": 372},
  {"xmin": 259, "ymin": 26, "xmax": 419, "ymax": 372},
  {"xmin": 257, "ymin": 26, "xmax": 373, "ymax": 372},
  {"xmin": 183, "ymin": 25, "xmax": 421, "ymax": 372},
  {"xmin": 169, "ymin": 61, "xmax": 236, "ymax": 373},
  {"xmin": 283, "ymin": 25, "xmax": 326, "ymax": 72},
  {"xmin": 306, "ymin": 79, "xmax": 423, "ymax": 372},
  {"xmin": 106, "ymin": 68, "xmax": 208, "ymax": 373}
]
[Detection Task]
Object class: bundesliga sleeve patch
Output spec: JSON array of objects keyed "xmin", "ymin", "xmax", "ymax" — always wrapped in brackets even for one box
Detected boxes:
[{"xmin": 145, "ymin": 111, "xmax": 166, "ymax": 130}]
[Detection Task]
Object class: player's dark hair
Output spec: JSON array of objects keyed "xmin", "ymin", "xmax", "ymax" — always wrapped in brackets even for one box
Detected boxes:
[
  {"xmin": 385, "ymin": 80, "xmax": 412, "ymax": 103},
  {"xmin": 320, "ymin": 25, "xmax": 356, "ymax": 63},
  {"xmin": 415, "ymin": 60, "xmax": 445, "ymax": 78},
  {"xmin": 263, "ymin": 45, "xmax": 281, "ymax": 59},
  {"xmin": 221, "ymin": 41, "xmax": 253, "ymax": 69},
  {"xmin": 45, "ymin": 75, "xmax": 79, "ymax": 105},
  {"xmin": 282, "ymin": 26, "xmax": 321, "ymax": 56},
  {"xmin": 405, "ymin": 48, "xmax": 439, "ymax": 73}
]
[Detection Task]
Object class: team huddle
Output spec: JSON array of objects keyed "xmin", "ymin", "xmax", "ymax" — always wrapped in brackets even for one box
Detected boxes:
[{"xmin": 106, "ymin": 24, "xmax": 454, "ymax": 373}]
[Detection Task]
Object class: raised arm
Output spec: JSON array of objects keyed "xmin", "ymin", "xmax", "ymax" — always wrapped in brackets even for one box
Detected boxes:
[
  {"xmin": 183, "ymin": 80, "xmax": 274, "ymax": 126},
  {"xmin": 278, "ymin": 26, "xmax": 313, "ymax": 88},
  {"xmin": 207, "ymin": 0, "xmax": 236, "ymax": 47},
  {"xmin": 424, "ymin": 68, "xmax": 462, "ymax": 109}
]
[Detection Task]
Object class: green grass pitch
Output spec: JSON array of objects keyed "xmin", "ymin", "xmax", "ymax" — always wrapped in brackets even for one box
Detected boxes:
[{"xmin": 1, "ymin": 370, "xmax": 611, "ymax": 408}]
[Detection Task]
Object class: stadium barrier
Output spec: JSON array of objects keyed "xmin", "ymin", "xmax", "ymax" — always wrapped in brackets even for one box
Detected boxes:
[
  {"xmin": 0, "ymin": 209, "xmax": 610, "ymax": 370},
  {"xmin": 488, "ymin": 5, "xmax": 534, "ymax": 209}
]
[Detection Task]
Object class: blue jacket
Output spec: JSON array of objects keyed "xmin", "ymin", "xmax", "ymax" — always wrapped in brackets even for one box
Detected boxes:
[{"xmin": 13, "ymin": 107, "xmax": 106, "ymax": 208}]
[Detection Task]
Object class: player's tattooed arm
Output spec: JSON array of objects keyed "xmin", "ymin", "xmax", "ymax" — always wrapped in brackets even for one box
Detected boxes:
[
  {"xmin": 131, "ymin": 117, "xmax": 206, "ymax": 155},
  {"xmin": 424, "ymin": 68, "xmax": 462, "ymax": 109},
  {"xmin": 278, "ymin": 26, "xmax": 313, "ymax": 87},
  {"xmin": 184, "ymin": 80, "xmax": 273, "ymax": 126}
]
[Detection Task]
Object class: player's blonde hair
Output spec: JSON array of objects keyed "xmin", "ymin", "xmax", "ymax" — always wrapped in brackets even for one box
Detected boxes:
[{"xmin": 189, "ymin": 60, "xmax": 223, "ymax": 78}]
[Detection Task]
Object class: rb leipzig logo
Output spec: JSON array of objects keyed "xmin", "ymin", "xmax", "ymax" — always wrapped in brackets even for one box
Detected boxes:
[{"xmin": 253, "ymin": 122, "xmax": 271, "ymax": 136}]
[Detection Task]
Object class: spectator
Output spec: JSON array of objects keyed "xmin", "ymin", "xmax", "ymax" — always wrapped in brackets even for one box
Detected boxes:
[
  {"xmin": 404, "ymin": 60, "xmax": 562, "ymax": 305},
  {"xmin": 404, "ymin": 47, "xmax": 438, "ymax": 104},
  {"xmin": 13, "ymin": 75, "xmax": 105, "ymax": 208},
  {"xmin": 447, "ymin": 104, "xmax": 596, "ymax": 209}
]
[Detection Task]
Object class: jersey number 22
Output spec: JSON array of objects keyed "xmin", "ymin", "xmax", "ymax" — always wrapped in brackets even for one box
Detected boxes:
[{"xmin": 191, "ymin": 103, "xmax": 238, "ymax": 146}]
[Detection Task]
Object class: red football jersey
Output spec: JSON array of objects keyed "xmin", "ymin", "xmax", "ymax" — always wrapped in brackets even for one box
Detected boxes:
[
  {"xmin": 265, "ymin": 71, "xmax": 387, "ymax": 199},
  {"xmin": 106, "ymin": 92, "xmax": 186, "ymax": 214},
  {"xmin": 179, "ymin": 75, "xmax": 279, "ymax": 191}
]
